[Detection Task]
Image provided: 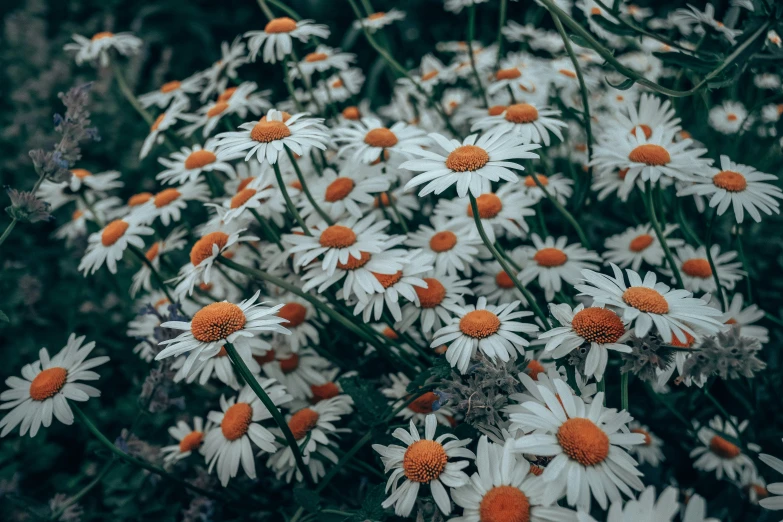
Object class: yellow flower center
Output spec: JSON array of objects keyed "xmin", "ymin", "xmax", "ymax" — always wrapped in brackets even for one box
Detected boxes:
[
  {"xmin": 459, "ymin": 310, "xmax": 501, "ymax": 338},
  {"xmin": 29, "ymin": 368, "xmax": 67, "ymax": 401},
  {"xmin": 101, "ymin": 220, "xmax": 129, "ymax": 247},
  {"xmin": 221, "ymin": 403, "xmax": 252, "ymax": 441},
  {"xmin": 557, "ymin": 417, "xmax": 610, "ymax": 466},
  {"xmin": 622, "ymin": 287, "xmax": 669, "ymax": 314},
  {"xmin": 191, "ymin": 302, "xmax": 247, "ymax": 342},
  {"xmin": 445, "ymin": 145, "xmax": 490, "ymax": 172},
  {"xmin": 403, "ymin": 439, "xmax": 447, "ymax": 483},
  {"xmin": 479, "ymin": 485, "xmax": 531, "ymax": 522},
  {"xmin": 571, "ymin": 308, "xmax": 625, "ymax": 344}
]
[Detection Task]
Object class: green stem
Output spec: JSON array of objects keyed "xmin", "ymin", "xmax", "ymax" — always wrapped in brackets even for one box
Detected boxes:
[
  {"xmin": 644, "ymin": 181, "xmax": 683, "ymax": 288},
  {"xmin": 111, "ymin": 63, "xmax": 153, "ymax": 126},
  {"xmin": 272, "ymin": 161, "xmax": 310, "ymax": 234},
  {"xmin": 468, "ymin": 194, "xmax": 550, "ymax": 328},
  {"xmin": 705, "ymin": 211, "xmax": 727, "ymax": 311},
  {"xmin": 675, "ymin": 198, "xmax": 702, "ymax": 246},
  {"xmin": 733, "ymin": 227, "xmax": 752, "ymax": 303},
  {"xmin": 530, "ymin": 172, "xmax": 590, "ymax": 248},
  {"xmin": 50, "ymin": 460, "xmax": 114, "ymax": 520},
  {"xmin": 620, "ymin": 372, "xmax": 629, "ymax": 411},
  {"xmin": 285, "ymin": 148, "xmax": 333, "ymax": 225},
  {"xmin": 495, "ymin": 0, "xmax": 508, "ymax": 64},
  {"xmin": 315, "ymin": 431, "xmax": 373, "ymax": 493},
  {"xmin": 250, "ymin": 208, "xmax": 284, "ymax": 250},
  {"xmin": 466, "ymin": 5, "xmax": 489, "ymax": 107},
  {"xmin": 255, "ymin": 0, "xmax": 274, "ymax": 19},
  {"xmin": 0, "ymin": 219, "xmax": 18, "ymax": 248},
  {"xmin": 128, "ymin": 245, "xmax": 175, "ymax": 305}
]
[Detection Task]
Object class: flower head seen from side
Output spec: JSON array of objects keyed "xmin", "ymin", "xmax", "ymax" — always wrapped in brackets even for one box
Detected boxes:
[
  {"xmin": 203, "ymin": 380, "xmax": 292, "ymax": 486},
  {"xmin": 431, "ymin": 297, "xmax": 538, "ymax": 373},
  {"xmin": 759, "ymin": 441, "xmax": 783, "ymax": 515},
  {"xmin": 402, "ymin": 131, "xmax": 540, "ymax": 198},
  {"xmin": 372, "ymin": 414, "xmax": 474, "ymax": 517},
  {"xmin": 297, "ymin": 167, "xmax": 390, "ymax": 225},
  {"xmin": 677, "ymin": 155, "xmax": 783, "ymax": 223},
  {"xmin": 245, "ymin": 18, "xmax": 329, "ymax": 63},
  {"xmin": 602, "ymin": 223, "xmax": 683, "ymax": 271},
  {"xmin": 627, "ymin": 422, "xmax": 665, "ymax": 467},
  {"xmin": 575, "ymin": 264, "xmax": 725, "ymax": 344},
  {"xmin": 1, "ymin": 334, "xmax": 109, "ymax": 437},
  {"xmin": 450, "ymin": 436, "xmax": 578, "ymax": 522},
  {"xmin": 666, "ymin": 244, "xmax": 744, "ymax": 294},
  {"xmin": 353, "ymin": 9, "xmax": 406, "ymax": 32},
  {"xmin": 78, "ymin": 218, "xmax": 154, "ymax": 275},
  {"xmin": 157, "ymin": 142, "xmax": 236, "ymax": 185},
  {"xmin": 334, "ymin": 117, "xmax": 428, "ymax": 164},
  {"xmin": 405, "ymin": 218, "xmax": 482, "ymax": 277},
  {"xmin": 140, "ymin": 98, "xmax": 189, "ymax": 160},
  {"xmin": 64, "ymin": 31, "xmax": 142, "ymax": 67},
  {"xmin": 130, "ymin": 227, "xmax": 188, "ymax": 297},
  {"xmin": 690, "ymin": 415, "xmax": 759, "ymax": 482},
  {"xmin": 383, "ymin": 372, "xmax": 454, "ymax": 427},
  {"xmin": 471, "ymin": 103, "xmax": 567, "ymax": 146},
  {"xmin": 719, "ymin": 293, "xmax": 769, "ymax": 343},
  {"xmin": 511, "ymin": 378, "xmax": 646, "ymax": 510},
  {"xmin": 398, "ymin": 275, "xmax": 472, "ymax": 335},
  {"xmin": 161, "ymin": 417, "xmax": 212, "ymax": 464}
]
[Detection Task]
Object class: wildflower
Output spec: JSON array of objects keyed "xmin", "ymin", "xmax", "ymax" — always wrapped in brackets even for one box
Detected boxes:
[
  {"xmin": 690, "ymin": 415, "xmax": 759, "ymax": 480},
  {"xmin": 718, "ymin": 293, "xmax": 768, "ymax": 343},
  {"xmin": 398, "ymin": 275, "xmax": 472, "ymax": 335},
  {"xmin": 245, "ymin": 18, "xmax": 329, "ymax": 63},
  {"xmin": 603, "ymin": 223, "xmax": 683, "ymax": 271},
  {"xmin": 130, "ymin": 227, "xmax": 188, "ymax": 297},
  {"xmin": 382, "ymin": 372, "xmax": 454, "ymax": 427},
  {"xmin": 64, "ymin": 31, "xmax": 142, "ymax": 67},
  {"xmin": 260, "ymin": 348, "xmax": 331, "ymax": 400},
  {"xmin": 471, "ymin": 103, "xmax": 567, "ymax": 146},
  {"xmin": 157, "ymin": 141, "xmax": 236, "ymax": 185},
  {"xmin": 352, "ymin": 9, "xmax": 406, "ymax": 32},
  {"xmin": 709, "ymin": 101, "xmax": 748, "ymax": 135},
  {"xmin": 139, "ymin": 74, "xmax": 204, "ymax": 110},
  {"xmin": 405, "ymin": 217, "xmax": 482, "ymax": 277},
  {"xmin": 628, "ymin": 422, "xmax": 665, "ymax": 467},
  {"xmin": 759, "ymin": 443, "xmax": 783, "ymax": 515},
  {"xmin": 619, "ymin": 332, "xmax": 676, "ymax": 383},
  {"xmin": 140, "ymin": 99, "xmax": 189, "ymax": 159},
  {"xmin": 664, "ymin": 244, "xmax": 744, "ymax": 294},
  {"xmin": 680, "ymin": 328, "xmax": 765, "ymax": 383},
  {"xmin": 133, "ymin": 181, "xmax": 211, "ymax": 226},
  {"xmin": 78, "ymin": 218, "xmax": 154, "ymax": 275},
  {"xmin": 5, "ymin": 189, "xmax": 51, "ymax": 223},
  {"xmin": 518, "ymin": 235, "xmax": 602, "ymax": 301},
  {"xmin": 334, "ymin": 117, "xmax": 428, "ymax": 164},
  {"xmin": 292, "ymin": 45, "xmax": 355, "ymax": 80},
  {"xmin": 161, "ymin": 417, "xmax": 212, "ymax": 464},
  {"xmin": 297, "ymin": 167, "xmax": 390, "ymax": 225}
]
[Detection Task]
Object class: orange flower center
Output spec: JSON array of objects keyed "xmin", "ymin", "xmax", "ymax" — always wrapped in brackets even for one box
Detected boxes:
[
  {"xmin": 218, "ymin": 87, "xmax": 238, "ymax": 102},
  {"xmin": 525, "ymin": 360, "xmax": 545, "ymax": 380},
  {"xmin": 160, "ymin": 80, "xmax": 181, "ymax": 93},
  {"xmin": 628, "ymin": 144, "xmax": 670, "ymax": 166},
  {"xmin": 178, "ymin": 431, "xmax": 204, "ymax": 452},
  {"xmin": 206, "ymin": 102, "xmax": 229, "ymax": 118},
  {"xmin": 324, "ymin": 177, "xmax": 355, "ymax": 202},
  {"xmin": 279, "ymin": 354, "xmax": 300, "ymax": 373},
  {"xmin": 670, "ymin": 331, "xmax": 696, "ymax": 348},
  {"xmin": 709, "ymin": 435, "xmax": 741, "ymax": 459},
  {"xmin": 374, "ymin": 271, "xmax": 403, "ymax": 289},
  {"xmin": 726, "ymin": 113, "xmax": 738, "ymax": 122},
  {"xmin": 91, "ymin": 31, "xmax": 114, "ymax": 41},
  {"xmin": 288, "ymin": 408, "xmax": 320, "ymax": 440},
  {"xmin": 631, "ymin": 428, "xmax": 652, "ymax": 446},
  {"xmin": 373, "ymin": 192, "xmax": 394, "ymax": 207},
  {"xmin": 459, "ymin": 310, "xmax": 501, "ymax": 338},
  {"xmin": 571, "ymin": 308, "xmax": 625, "ymax": 344},
  {"xmin": 557, "ymin": 418, "xmax": 610, "ymax": 466},
  {"xmin": 250, "ymin": 120, "xmax": 291, "ymax": 143},
  {"xmin": 29, "ymin": 367, "xmax": 67, "ymax": 401},
  {"xmin": 342, "ymin": 106, "xmax": 361, "ymax": 120},
  {"xmin": 618, "ymin": 168, "xmax": 629, "ymax": 180},
  {"xmin": 72, "ymin": 209, "xmax": 84, "ymax": 221},
  {"xmin": 71, "ymin": 168, "xmax": 92, "ymax": 179},
  {"xmin": 253, "ymin": 349, "xmax": 277, "ymax": 365},
  {"xmin": 190, "ymin": 302, "xmax": 247, "ymax": 342},
  {"xmin": 305, "ymin": 52, "xmax": 328, "ymax": 62},
  {"xmin": 231, "ymin": 188, "xmax": 257, "ymax": 209},
  {"xmin": 364, "ymin": 127, "xmax": 398, "ymax": 148},
  {"xmin": 319, "ymin": 225, "xmax": 357, "ymax": 248},
  {"xmin": 681, "ymin": 258, "xmax": 712, "ymax": 278},
  {"xmin": 529, "ymin": 464, "xmax": 544, "ymax": 476},
  {"xmin": 310, "ymin": 382, "xmax": 340, "ymax": 403},
  {"xmin": 429, "ymin": 231, "xmax": 458, "ymax": 252},
  {"xmin": 629, "ymin": 234, "xmax": 654, "ymax": 252},
  {"xmin": 128, "ymin": 192, "xmax": 153, "ymax": 207},
  {"xmin": 190, "ymin": 231, "xmax": 229, "ymax": 266},
  {"xmin": 533, "ymin": 247, "xmax": 568, "ymax": 267},
  {"xmin": 445, "ymin": 145, "xmax": 490, "ymax": 172},
  {"xmin": 495, "ymin": 67, "xmax": 522, "ymax": 80},
  {"xmin": 559, "ymin": 69, "xmax": 577, "ymax": 78},
  {"xmin": 416, "ymin": 278, "xmax": 447, "ymax": 308},
  {"xmin": 145, "ymin": 242, "xmax": 160, "ymax": 261},
  {"xmin": 279, "ymin": 302, "xmax": 307, "ymax": 327},
  {"xmin": 524, "ymin": 174, "xmax": 548, "ymax": 187},
  {"xmin": 101, "ymin": 220, "xmax": 129, "ymax": 246},
  {"xmin": 631, "ymin": 124, "xmax": 653, "ymax": 139},
  {"xmin": 421, "ymin": 70, "xmax": 438, "ymax": 81},
  {"xmin": 237, "ymin": 178, "xmax": 255, "ymax": 192},
  {"xmin": 403, "ymin": 439, "xmax": 447, "ymax": 482},
  {"xmin": 466, "ymin": 193, "xmax": 503, "ymax": 219},
  {"xmin": 151, "ymin": 113, "xmax": 166, "ymax": 131},
  {"xmin": 221, "ymin": 403, "xmax": 252, "ymax": 441},
  {"xmin": 154, "ymin": 188, "xmax": 181, "ymax": 208},
  {"xmin": 368, "ymin": 12, "xmax": 386, "ymax": 20},
  {"xmin": 407, "ymin": 392, "xmax": 439, "ymax": 414},
  {"xmin": 337, "ymin": 251, "xmax": 371, "ymax": 270},
  {"xmin": 495, "ymin": 271, "xmax": 515, "ymax": 289},
  {"xmin": 590, "ymin": 7, "xmax": 602, "ymax": 15},
  {"xmin": 505, "ymin": 103, "xmax": 539, "ymax": 124},
  {"xmin": 479, "ymin": 485, "xmax": 531, "ymax": 522},
  {"xmin": 622, "ymin": 287, "xmax": 669, "ymax": 314},
  {"xmin": 383, "ymin": 327, "xmax": 398, "ymax": 339},
  {"xmin": 265, "ymin": 17, "xmax": 297, "ymax": 33},
  {"xmin": 713, "ymin": 170, "xmax": 747, "ymax": 192},
  {"xmin": 488, "ymin": 105, "xmax": 507, "ymax": 116},
  {"xmin": 185, "ymin": 150, "xmax": 217, "ymax": 170}
]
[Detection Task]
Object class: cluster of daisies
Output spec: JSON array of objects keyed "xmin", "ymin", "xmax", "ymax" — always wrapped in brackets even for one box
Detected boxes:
[{"xmin": 5, "ymin": 0, "xmax": 783, "ymax": 520}]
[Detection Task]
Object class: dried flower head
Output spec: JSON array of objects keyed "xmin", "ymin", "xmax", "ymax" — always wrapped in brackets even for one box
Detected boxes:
[
  {"xmin": 620, "ymin": 333, "xmax": 676, "ymax": 383},
  {"xmin": 682, "ymin": 327, "xmax": 766, "ymax": 383},
  {"xmin": 5, "ymin": 188, "xmax": 51, "ymax": 223}
]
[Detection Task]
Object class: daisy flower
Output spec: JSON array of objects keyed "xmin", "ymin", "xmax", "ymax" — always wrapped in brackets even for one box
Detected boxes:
[
  {"xmin": 54, "ymin": 198, "xmax": 122, "ymax": 246},
  {"xmin": 203, "ymin": 381, "xmax": 292, "ymax": 486},
  {"xmin": 214, "ymin": 109, "xmax": 328, "ymax": 165},
  {"xmin": 627, "ymin": 422, "xmax": 665, "ymax": 467},
  {"xmin": 518, "ymin": 235, "xmax": 602, "ymax": 301},
  {"xmin": 690, "ymin": 415, "xmax": 758, "ymax": 480},
  {"xmin": 431, "ymin": 297, "xmax": 538, "ymax": 373},
  {"xmin": 538, "ymin": 303, "xmax": 631, "ymax": 381},
  {"xmin": 444, "ymin": 0, "xmax": 490, "ymax": 14},
  {"xmin": 78, "ymin": 218, "xmax": 154, "ymax": 275},
  {"xmin": 334, "ymin": 117, "xmax": 428, "ymax": 164},
  {"xmin": 292, "ymin": 45, "xmax": 355, "ymax": 80},
  {"xmin": 575, "ymin": 264, "xmax": 725, "ymax": 344},
  {"xmin": 133, "ymin": 181, "xmax": 210, "ymax": 226},
  {"xmin": 156, "ymin": 291, "xmax": 290, "ymax": 376},
  {"xmin": 708, "ymin": 101, "xmax": 748, "ymax": 134},
  {"xmin": 160, "ymin": 417, "xmax": 211, "ymax": 464},
  {"xmin": 451, "ymin": 436, "xmax": 578, "ymax": 522},
  {"xmin": 402, "ymin": 131, "xmax": 540, "ymax": 198},
  {"xmin": 130, "ymin": 227, "xmax": 188, "ymax": 297},
  {"xmin": 0, "ymin": 334, "xmax": 109, "ymax": 438},
  {"xmin": 382, "ymin": 372, "xmax": 454, "ymax": 427},
  {"xmin": 718, "ymin": 293, "xmax": 769, "ymax": 343},
  {"xmin": 677, "ymin": 155, "xmax": 783, "ymax": 223},
  {"xmin": 603, "ymin": 223, "xmax": 683, "ymax": 271},
  {"xmin": 578, "ymin": 486, "xmax": 680, "ymax": 522},
  {"xmin": 140, "ymin": 98, "xmax": 189, "ymax": 159},
  {"xmin": 471, "ymin": 103, "xmax": 568, "ymax": 146},
  {"xmin": 139, "ymin": 74, "xmax": 204, "ymax": 109},
  {"xmin": 520, "ymin": 172, "xmax": 574, "ymax": 204},
  {"xmin": 353, "ymin": 9, "xmax": 406, "ymax": 31},
  {"xmin": 601, "ymin": 93, "xmax": 681, "ymax": 139},
  {"xmin": 315, "ymin": 68, "xmax": 365, "ymax": 104},
  {"xmin": 682, "ymin": 494, "xmax": 721, "ymax": 522},
  {"xmin": 298, "ymin": 168, "xmax": 390, "ymax": 225},
  {"xmin": 665, "ymin": 244, "xmax": 744, "ymax": 294},
  {"xmin": 260, "ymin": 349, "xmax": 331, "ymax": 400},
  {"xmin": 759, "ymin": 443, "xmax": 783, "ymax": 515},
  {"xmin": 273, "ymin": 296, "xmax": 320, "ymax": 352},
  {"xmin": 245, "ymin": 18, "xmax": 329, "ymax": 63},
  {"xmin": 472, "ymin": 252, "xmax": 530, "ymax": 306},
  {"xmin": 405, "ymin": 218, "xmax": 482, "ymax": 277},
  {"xmin": 208, "ymin": 175, "xmax": 277, "ymax": 224},
  {"xmin": 397, "ymin": 275, "xmax": 472, "ymax": 335},
  {"xmin": 64, "ymin": 31, "xmax": 141, "ymax": 67},
  {"xmin": 157, "ymin": 142, "xmax": 236, "ymax": 185},
  {"xmin": 38, "ymin": 169, "xmax": 123, "ymax": 211},
  {"xmin": 511, "ymin": 378, "xmax": 646, "ymax": 510},
  {"xmin": 372, "ymin": 414, "xmax": 474, "ymax": 517}
]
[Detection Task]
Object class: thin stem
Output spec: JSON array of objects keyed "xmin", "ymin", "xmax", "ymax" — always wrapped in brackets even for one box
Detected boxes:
[
  {"xmin": 315, "ymin": 431, "xmax": 373, "ymax": 493},
  {"xmin": 466, "ymin": 5, "xmax": 489, "ymax": 108},
  {"xmin": 705, "ymin": 211, "xmax": 727, "ymax": 311},
  {"xmin": 0, "ymin": 219, "xmax": 18, "ymax": 248},
  {"xmin": 111, "ymin": 63, "xmax": 153, "ymax": 126},
  {"xmin": 644, "ymin": 181, "xmax": 683, "ymax": 288},
  {"xmin": 272, "ymin": 161, "xmax": 310, "ymax": 234},
  {"xmin": 703, "ymin": 386, "xmax": 742, "ymax": 446},
  {"xmin": 222, "ymin": 342, "xmax": 313, "ymax": 486},
  {"xmin": 128, "ymin": 245, "xmax": 176, "ymax": 305},
  {"xmin": 620, "ymin": 372, "xmax": 629, "ymax": 411},
  {"xmin": 285, "ymin": 148, "xmax": 333, "ymax": 225},
  {"xmin": 675, "ymin": 198, "xmax": 702, "ymax": 246},
  {"xmin": 266, "ymin": 0, "xmax": 300, "ymax": 20},
  {"xmin": 733, "ymin": 227, "xmax": 752, "ymax": 303},
  {"xmin": 468, "ymin": 194, "xmax": 550, "ymax": 328},
  {"xmin": 250, "ymin": 208, "xmax": 284, "ymax": 250},
  {"xmin": 380, "ymin": 191, "xmax": 408, "ymax": 233},
  {"xmin": 255, "ymin": 0, "xmax": 274, "ymax": 19},
  {"xmin": 495, "ymin": 0, "xmax": 508, "ymax": 64},
  {"xmin": 50, "ymin": 460, "xmax": 114, "ymax": 520},
  {"xmin": 530, "ymin": 172, "xmax": 590, "ymax": 248}
]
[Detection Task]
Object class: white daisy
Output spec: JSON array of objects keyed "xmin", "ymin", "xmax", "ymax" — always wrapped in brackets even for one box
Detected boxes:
[
  {"xmin": 208, "ymin": 174, "xmax": 277, "ymax": 224},
  {"xmin": 298, "ymin": 168, "xmax": 390, "ymax": 225},
  {"xmin": 601, "ymin": 93, "xmax": 681, "ymax": 139},
  {"xmin": 603, "ymin": 223, "xmax": 683, "ymax": 271},
  {"xmin": 627, "ymin": 422, "xmax": 666, "ymax": 467},
  {"xmin": 577, "ymin": 486, "xmax": 680, "ymax": 522},
  {"xmin": 405, "ymin": 218, "xmax": 482, "ymax": 277},
  {"xmin": 260, "ymin": 349, "xmax": 331, "ymax": 401},
  {"xmin": 157, "ymin": 141, "xmax": 237, "ymax": 185},
  {"xmin": 690, "ymin": 415, "xmax": 758, "ymax": 481},
  {"xmin": 292, "ymin": 45, "xmax": 355, "ymax": 80},
  {"xmin": 352, "ymin": 9, "xmax": 406, "ymax": 31},
  {"xmin": 520, "ymin": 172, "xmax": 574, "ymax": 204},
  {"xmin": 160, "ymin": 417, "xmax": 211, "ymax": 464},
  {"xmin": 759, "ymin": 442, "xmax": 783, "ymax": 515},
  {"xmin": 180, "ymin": 83, "xmax": 272, "ymax": 139},
  {"xmin": 518, "ymin": 235, "xmax": 602, "ymax": 301},
  {"xmin": 38, "ymin": 169, "xmax": 123, "ymax": 211},
  {"xmin": 132, "ymin": 181, "xmax": 210, "ymax": 226},
  {"xmin": 139, "ymin": 74, "xmax": 204, "ymax": 110},
  {"xmin": 64, "ymin": 31, "xmax": 141, "ymax": 67},
  {"xmin": 471, "ymin": 103, "xmax": 568, "ymax": 146},
  {"xmin": 272, "ymin": 296, "xmax": 320, "ymax": 352},
  {"xmin": 130, "ymin": 227, "xmax": 188, "ymax": 297},
  {"xmin": 398, "ymin": 275, "xmax": 472, "ymax": 335},
  {"xmin": 0, "ymin": 334, "xmax": 109, "ymax": 437},
  {"xmin": 245, "ymin": 17, "xmax": 329, "ymax": 63},
  {"xmin": 382, "ymin": 372, "xmax": 453, "ymax": 427},
  {"xmin": 708, "ymin": 101, "xmax": 748, "ymax": 135},
  {"xmin": 372, "ymin": 414, "xmax": 474, "ymax": 517},
  {"xmin": 665, "ymin": 244, "xmax": 744, "ymax": 294},
  {"xmin": 718, "ymin": 293, "xmax": 768, "ymax": 343},
  {"xmin": 140, "ymin": 98, "xmax": 189, "ymax": 159},
  {"xmin": 78, "ymin": 218, "xmax": 154, "ymax": 275},
  {"xmin": 171, "ymin": 339, "xmax": 267, "ymax": 389},
  {"xmin": 334, "ymin": 117, "xmax": 429, "ymax": 164},
  {"xmin": 199, "ymin": 38, "xmax": 249, "ymax": 102}
]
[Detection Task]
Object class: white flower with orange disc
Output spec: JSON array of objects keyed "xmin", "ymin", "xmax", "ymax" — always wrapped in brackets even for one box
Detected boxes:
[
  {"xmin": 402, "ymin": 131, "xmax": 540, "ymax": 198},
  {"xmin": 155, "ymin": 291, "xmax": 290, "ymax": 376},
  {"xmin": 538, "ymin": 303, "xmax": 631, "ymax": 381},
  {"xmin": 207, "ymin": 174, "xmax": 277, "ymax": 224},
  {"xmin": 575, "ymin": 264, "xmax": 725, "ymax": 344},
  {"xmin": 519, "ymin": 172, "xmax": 574, "ymax": 205},
  {"xmin": 518, "ymin": 235, "xmax": 602, "ymax": 302},
  {"xmin": 267, "ymin": 396, "xmax": 348, "ymax": 483},
  {"xmin": 180, "ymin": 82, "xmax": 272, "ymax": 138},
  {"xmin": 405, "ymin": 217, "xmax": 482, "ymax": 277},
  {"xmin": 130, "ymin": 227, "xmax": 188, "ymax": 297},
  {"xmin": 202, "ymin": 381, "xmax": 292, "ymax": 486},
  {"xmin": 160, "ymin": 417, "xmax": 212, "ymax": 464},
  {"xmin": 718, "ymin": 293, "xmax": 769, "ymax": 343},
  {"xmin": 602, "ymin": 223, "xmax": 683, "ymax": 271},
  {"xmin": 132, "ymin": 180, "xmax": 210, "ymax": 227},
  {"xmin": 664, "ymin": 244, "xmax": 744, "ymax": 294},
  {"xmin": 271, "ymin": 295, "xmax": 319, "ymax": 352},
  {"xmin": 382, "ymin": 372, "xmax": 453, "ymax": 427},
  {"xmin": 0, "ymin": 333, "xmax": 109, "ymax": 438},
  {"xmin": 590, "ymin": 127, "xmax": 712, "ymax": 190},
  {"xmin": 78, "ymin": 217, "xmax": 154, "ymax": 275},
  {"xmin": 600, "ymin": 93, "xmax": 681, "ymax": 139},
  {"xmin": 708, "ymin": 101, "xmax": 749, "ymax": 135},
  {"xmin": 297, "ymin": 168, "xmax": 390, "ymax": 225},
  {"xmin": 38, "ymin": 169, "xmax": 123, "ymax": 211},
  {"xmin": 627, "ymin": 422, "xmax": 665, "ymax": 467},
  {"xmin": 759, "ymin": 442, "xmax": 783, "ymax": 515},
  {"xmin": 199, "ymin": 38, "xmax": 248, "ymax": 103},
  {"xmin": 171, "ymin": 338, "xmax": 269, "ymax": 389},
  {"xmin": 677, "ymin": 155, "xmax": 783, "ymax": 223},
  {"xmin": 372, "ymin": 414, "xmax": 475, "ymax": 517},
  {"xmin": 690, "ymin": 415, "xmax": 759, "ymax": 481},
  {"xmin": 487, "ymin": 52, "xmax": 543, "ymax": 98},
  {"xmin": 431, "ymin": 297, "xmax": 538, "ymax": 373},
  {"xmin": 397, "ymin": 274, "xmax": 472, "ymax": 335},
  {"xmin": 353, "ymin": 9, "xmax": 406, "ymax": 32},
  {"xmin": 245, "ymin": 17, "xmax": 329, "ymax": 63},
  {"xmin": 451, "ymin": 436, "xmax": 579, "ymax": 522},
  {"xmin": 140, "ymin": 98, "xmax": 189, "ymax": 159},
  {"xmin": 64, "ymin": 31, "xmax": 142, "ymax": 67},
  {"xmin": 171, "ymin": 228, "xmax": 259, "ymax": 297},
  {"xmin": 471, "ymin": 103, "xmax": 567, "ymax": 147},
  {"xmin": 214, "ymin": 109, "xmax": 329, "ymax": 165},
  {"xmin": 292, "ymin": 45, "xmax": 355, "ymax": 80},
  {"xmin": 139, "ymin": 74, "xmax": 204, "ymax": 110},
  {"xmin": 157, "ymin": 141, "xmax": 237, "ymax": 186},
  {"xmin": 334, "ymin": 117, "xmax": 428, "ymax": 165},
  {"xmin": 443, "ymin": 0, "xmax": 490, "ymax": 14},
  {"xmin": 260, "ymin": 348, "xmax": 331, "ymax": 400},
  {"xmin": 511, "ymin": 378, "xmax": 645, "ymax": 510},
  {"xmin": 315, "ymin": 68, "xmax": 366, "ymax": 104},
  {"xmin": 399, "ymin": 54, "xmax": 453, "ymax": 95},
  {"xmin": 54, "ymin": 197, "xmax": 123, "ymax": 246},
  {"xmin": 366, "ymin": 186, "xmax": 420, "ymax": 225}
]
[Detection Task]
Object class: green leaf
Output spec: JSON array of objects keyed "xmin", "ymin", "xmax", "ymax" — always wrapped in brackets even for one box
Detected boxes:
[
  {"xmin": 293, "ymin": 487, "xmax": 322, "ymax": 513},
  {"xmin": 339, "ymin": 375, "xmax": 388, "ymax": 426},
  {"xmin": 605, "ymin": 77, "xmax": 636, "ymax": 90},
  {"xmin": 568, "ymin": 33, "xmax": 592, "ymax": 49},
  {"xmin": 351, "ymin": 483, "xmax": 388, "ymax": 522},
  {"xmin": 589, "ymin": 15, "xmax": 637, "ymax": 37},
  {"xmin": 653, "ymin": 51, "xmax": 721, "ymax": 73}
]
